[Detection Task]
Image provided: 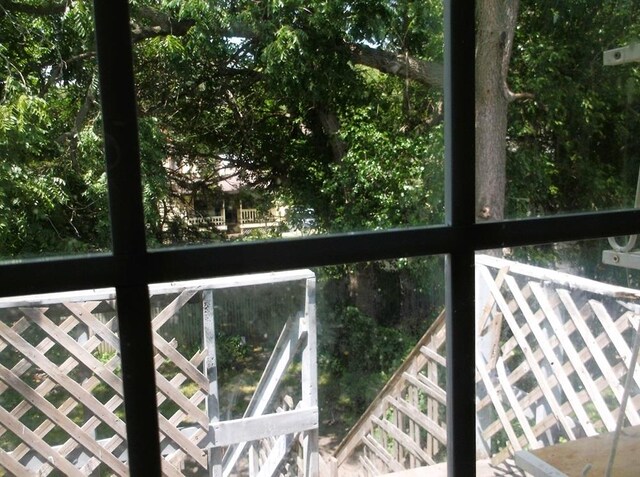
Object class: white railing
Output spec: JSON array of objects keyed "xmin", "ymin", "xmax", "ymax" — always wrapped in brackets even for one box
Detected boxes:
[
  {"xmin": 206, "ymin": 270, "xmax": 319, "ymax": 477},
  {"xmin": 240, "ymin": 208, "xmax": 259, "ymax": 224},
  {"xmin": 187, "ymin": 215, "xmax": 225, "ymax": 226}
]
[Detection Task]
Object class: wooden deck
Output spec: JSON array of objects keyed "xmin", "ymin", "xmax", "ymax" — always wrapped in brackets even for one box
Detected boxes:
[
  {"xmin": 381, "ymin": 459, "xmax": 525, "ymax": 476},
  {"xmin": 515, "ymin": 424, "xmax": 640, "ymax": 477}
]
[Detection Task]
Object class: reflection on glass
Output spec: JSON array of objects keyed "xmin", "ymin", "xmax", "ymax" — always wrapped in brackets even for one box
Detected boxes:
[
  {"xmin": 1, "ymin": 4, "xmax": 110, "ymax": 259},
  {"xmin": 476, "ymin": 240, "xmax": 640, "ymax": 475},
  {"xmin": 476, "ymin": 4, "xmax": 640, "ymax": 221},
  {"xmin": 133, "ymin": 2, "xmax": 445, "ymax": 248}
]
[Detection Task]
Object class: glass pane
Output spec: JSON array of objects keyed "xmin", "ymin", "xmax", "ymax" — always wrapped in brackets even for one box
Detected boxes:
[
  {"xmin": 144, "ymin": 256, "xmax": 444, "ymax": 475},
  {"xmin": 0, "ymin": 4, "xmax": 111, "ymax": 259},
  {"xmin": 133, "ymin": 2, "xmax": 445, "ymax": 248},
  {"xmin": 319, "ymin": 257, "xmax": 445, "ymax": 474},
  {"xmin": 0, "ymin": 288, "xmax": 127, "ymax": 475},
  {"xmin": 476, "ymin": 3, "xmax": 640, "ymax": 221},
  {"xmin": 151, "ymin": 272, "xmax": 315, "ymax": 475},
  {"xmin": 476, "ymin": 239, "xmax": 640, "ymax": 475}
]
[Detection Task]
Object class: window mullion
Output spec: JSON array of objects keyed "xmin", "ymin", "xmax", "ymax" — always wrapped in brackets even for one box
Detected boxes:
[
  {"xmin": 93, "ymin": 1, "xmax": 161, "ymax": 475},
  {"xmin": 445, "ymin": 1, "xmax": 477, "ymax": 476}
]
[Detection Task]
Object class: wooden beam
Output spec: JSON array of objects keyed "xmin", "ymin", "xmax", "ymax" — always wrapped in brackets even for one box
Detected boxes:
[{"xmin": 212, "ymin": 407, "xmax": 318, "ymax": 447}]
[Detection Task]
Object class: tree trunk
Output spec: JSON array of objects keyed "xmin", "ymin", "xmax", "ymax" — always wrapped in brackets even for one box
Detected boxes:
[{"xmin": 476, "ymin": 0, "xmax": 519, "ymax": 221}]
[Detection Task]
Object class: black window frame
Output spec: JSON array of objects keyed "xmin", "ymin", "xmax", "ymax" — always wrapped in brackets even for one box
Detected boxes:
[{"xmin": 2, "ymin": 1, "xmax": 640, "ymax": 476}]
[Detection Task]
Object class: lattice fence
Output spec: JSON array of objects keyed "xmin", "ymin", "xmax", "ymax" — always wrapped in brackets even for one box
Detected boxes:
[
  {"xmin": 0, "ymin": 287, "xmax": 209, "ymax": 477},
  {"xmin": 0, "ymin": 270, "xmax": 318, "ymax": 477},
  {"xmin": 334, "ymin": 254, "xmax": 640, "ymax": 476}
]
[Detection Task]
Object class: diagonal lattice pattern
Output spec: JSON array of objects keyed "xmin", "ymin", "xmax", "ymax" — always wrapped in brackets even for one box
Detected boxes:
[
  {"xmin": 0, "ymin": 290, "xmax": 209, "ymax": 476},
  {"xmin": 335, "ymin": 255, "xmax": 640, "ymax": 476}
]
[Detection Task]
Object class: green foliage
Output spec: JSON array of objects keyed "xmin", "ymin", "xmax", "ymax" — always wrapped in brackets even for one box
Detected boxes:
[
  {"xmin": 506, "ymin": 1, "xmax": 640, "ymax": 218},
  {"xmin": 323, "ymin": 107, "xmax": 444, "ymax": 230},
  {"xmin": 216, "ymin": 332, "xmax": 251, "ymax": 371}
]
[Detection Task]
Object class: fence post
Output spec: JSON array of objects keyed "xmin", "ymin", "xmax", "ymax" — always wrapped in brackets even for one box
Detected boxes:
[
  {"xmin": 302, "ymin": 277, "xmax": 319, "ymax": 476},
  {"xmin": 203, "ymin": 290, "xmax": 223, "ymax": 477}
]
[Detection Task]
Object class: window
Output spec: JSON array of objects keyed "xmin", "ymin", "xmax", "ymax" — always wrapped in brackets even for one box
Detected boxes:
[{"xmin": 1, "ymin": 2, "xmax": 639, "ymax": 476}]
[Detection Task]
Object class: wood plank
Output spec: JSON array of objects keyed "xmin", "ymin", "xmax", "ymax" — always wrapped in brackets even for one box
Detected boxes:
[
  {"xmin": 256, "ymin": 433, "xmax": 294, "ymax": 477},
  {"xmin": 476, "ymin": 353, "xmax": 523, "ymax": 452},
  {"xmin": 155, "ymin": 370, "xmax": 207, "ymax": 428},
  {"xmin": 371, "ymin": 415, "xmax": 435, "ymax": 466},
  {"xmin": 0, "ymin": 315, "xmax": 78, "ymax": 394},
  {"xmin": 161, "ymin": 458, "xmax": 189, "ymax": 477},
  {"xmin": 385, "ymin": 395, "xmax": 446, "ymax": 445},
  {"xmin": 531, "ymin": 283, "xmax": 618, "ymax": 432},
  {"xmin": 359, "ymin": 453, "xmax": 379, "ymax": 476},
  {"xmin": 335, "ymin": 312, "xmax": 446, "ymax": 466},
  {"xmin": 0, "ymin": 406, "xmax": 84, "ymax": 477},
  {"xmin": 0, "ymin": 448, "xmax": 36, "ymax": 477},
  {"xmin": 0, "ymin": 288, "xmax": 117, "ymax": 309},
  {"xmin": 153, "ymin": 327, "xmax": 208, "ymax": 392},
  {"xmin": 0, "ymin": 316, "xmax": 92, "ymax": 445},
  {"xmin": 477, "ymin": 265, "xmax": 510, "ymax": 333},
  {"xmin": 157, "ymin": 413, "xmax": 207, "ymax": 468},
  {"xmin": 379, "ymin": 458, "xmax": 521, "ymax": 477},
  {"xmin": 64, "ymin": 301, "xmax": 121, "ymax": 351},
  {"xmin": 556, "ymin": 288, "xmax": 640, "ymax": 426},
  {"xmin": 149, "ymin": 269, "xmax": 315, "ymax": 295},
  {"xmin": 519, "ymin": 424, "xmax": 640, "ymax": 477},
  {"xmin": 494, "ymin": 357, "xmax": 540, "ymax": 449},
  {"xmin": 202, "ymin": 289, "xmax": 223, "ymax": 477},
  {"xmin": 403, "ymin": 372, "xmax": 446, "ymax": 406},
  {"xmin": 212, "ymin": 407, "xmax": 318, "ymax": 447},
  {"xmin": 362, "ymin": 434, "xmax": 404, "ymax": 473},
  {"xmin": 514, "ymin": 451, "xmax": 570, "ymax": 477},
  {"xmin": 0, "ymin": 269, "xmax": 314, "ymax": 309},
  {"xmin": 150, "ymin": 289, "xmax": 199, "ymax": 330},
  {"xmin": 590, "ymin": 300, "xmax": 640, "ymax": 388},
  {"xmin": 481, "ymin": 312, "xmax": 634, "ymax": 436},
  {"xmin": 222, "ymin": 313, "xmax": 306, "ymax": 474},
  {"xmin": 476, "ymin": 255, "xmax": 640, "ymax": 301},
  {"xmin": 300, "ymin": 276, "xmax": 319, "ymax": 477},
  {"xmin": 0, "ymin": 321, "xmax": 128, "ymax": 438},
  {"xmin": 420, "ymin": 345, "xmax": 446, "ymax": 367},
  {"xmin": 19, "ymin": 307, "xmax": 125, "ymax": 397}
]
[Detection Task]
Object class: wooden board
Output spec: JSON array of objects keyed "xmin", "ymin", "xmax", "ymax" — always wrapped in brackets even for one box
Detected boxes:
[
  {"xmin": 380, "ymin": 458, "xmax": 524, "ymax": 476},
  {"xmin": 515, "ymin": 425, "xmax": 640, "ymax": 477}
]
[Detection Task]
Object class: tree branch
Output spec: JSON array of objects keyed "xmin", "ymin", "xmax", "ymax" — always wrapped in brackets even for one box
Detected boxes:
[
  {"xmin": 0, "ymin": 0, "xmax": 68, "ymax": 15},
  {"xmin": 500, "ymin": 0, "xmax": 533, "ymax": 103},
  {"xmin": 348, "ymin": 43, "xmax": 444, "ymax": 88},
  {"xmin": 131, "ymin": 6, "xmax": 195, "ymax": 42}
]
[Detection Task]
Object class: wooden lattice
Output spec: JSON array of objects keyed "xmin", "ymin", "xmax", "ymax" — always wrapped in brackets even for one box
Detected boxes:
[
  {"xmin": 334, "ymin": 254, "xmax": 640, "ymax": 476},
  {"xmin": 0, "ymin": 287, "xmax": 209, "ymax": 477}
]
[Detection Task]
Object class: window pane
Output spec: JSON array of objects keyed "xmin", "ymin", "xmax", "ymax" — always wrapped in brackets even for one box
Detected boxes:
[
  {"xmin": 0, "ymin": 4, "xmax": 111, "ymax": 259},
  {"xmin": 141, "ymin": 256, "xmax": 444, "ymax": 475},
  {"xmin": 132, "ymin": 2, "xmax": 445, "ymax": 248},
  {"xmin": 318, "ymin": 257, "xmax": 445, "ymax": 474},
  {"xmin": 476, "ymin": 3, "xmax": 640, "ymax": 221},
  {"xmin": 475, "ymin": 239, "xmax": 639, "ymax": 475}
]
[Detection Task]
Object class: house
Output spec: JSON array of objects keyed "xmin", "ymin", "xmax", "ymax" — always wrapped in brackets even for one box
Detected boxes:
[{"xmin": 163, "ymin": 157, "xmax": 287, "ymax": 235}]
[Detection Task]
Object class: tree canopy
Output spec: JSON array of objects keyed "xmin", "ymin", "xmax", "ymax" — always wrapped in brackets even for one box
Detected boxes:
[{"xmin": 0, "ymin": 0, "xmax": 638, "ymax": 256}]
